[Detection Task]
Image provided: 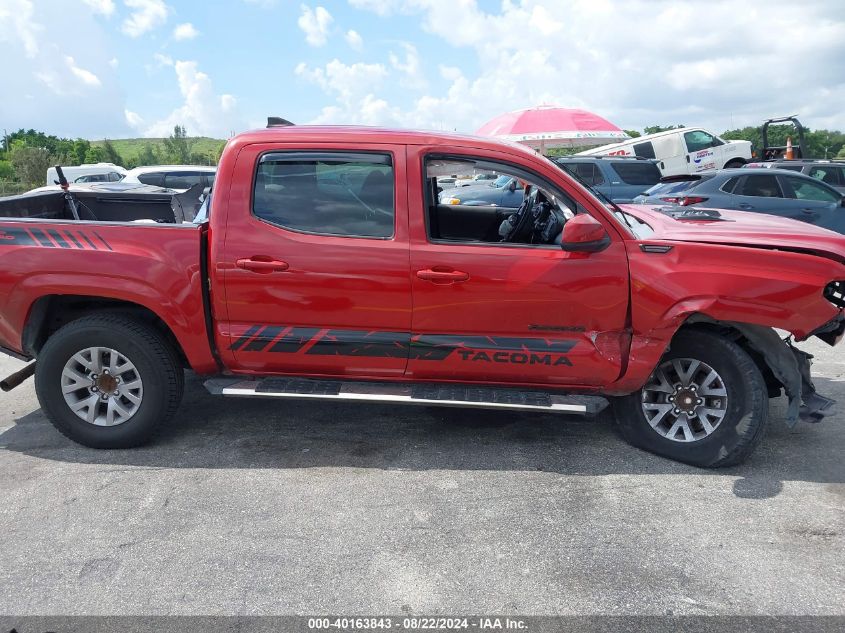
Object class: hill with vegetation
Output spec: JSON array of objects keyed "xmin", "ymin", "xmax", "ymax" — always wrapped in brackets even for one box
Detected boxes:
[{"xmin": 90, "ymin": 136, "xmax": 226, "ymax": 166}]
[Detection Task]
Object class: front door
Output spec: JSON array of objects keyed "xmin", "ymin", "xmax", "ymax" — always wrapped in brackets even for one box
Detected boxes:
[
  {"xmin": 218, "ymin": 143, "xmax": 411, "ymax": 378},
  {"xmin": 406, "ymin": 148, "xmax": 630, "ymax": 388}
]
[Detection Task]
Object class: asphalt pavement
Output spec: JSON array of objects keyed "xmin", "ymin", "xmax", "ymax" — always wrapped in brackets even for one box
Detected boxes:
[{"xmin": 0, "ymin": 338, "xmax": 843, "ymax": 616}]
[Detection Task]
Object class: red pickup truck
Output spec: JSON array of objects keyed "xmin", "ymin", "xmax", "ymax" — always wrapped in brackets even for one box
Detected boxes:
[{"xmin": 1, "ymin": 125, "xmax": 844, "ymax": 467}]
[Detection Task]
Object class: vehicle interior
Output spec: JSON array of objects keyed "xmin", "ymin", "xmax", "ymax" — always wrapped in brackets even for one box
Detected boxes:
[{"xmin": 425, "ymin": 157, "xmax": 575, "ymax": 245}]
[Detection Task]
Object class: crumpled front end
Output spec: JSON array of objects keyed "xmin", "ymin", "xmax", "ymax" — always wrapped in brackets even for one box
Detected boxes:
[{"xmin": 727, "ymin": 321, "xmax": 837, "ymax": 427}]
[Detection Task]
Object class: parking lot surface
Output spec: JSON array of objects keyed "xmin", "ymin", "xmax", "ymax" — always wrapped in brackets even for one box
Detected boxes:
[{"xmin": 0, "ymin": 338, "xmax": 843, "ymax": 615}]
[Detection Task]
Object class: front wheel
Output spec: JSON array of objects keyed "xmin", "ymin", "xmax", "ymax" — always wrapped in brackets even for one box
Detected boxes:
[
  {"xmin": 612, "ymin": 330, "xmax": 768, "ymax": 468},
  {"xmin": 35, "ymin": 313, "xmax": 184, "ymax": 448},
  {"xmin": 724, "ymin": 159, "xmax": 746, "ymax": 169}
]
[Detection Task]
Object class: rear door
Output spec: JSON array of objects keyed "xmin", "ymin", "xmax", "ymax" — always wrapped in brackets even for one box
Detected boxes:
[
  {"xmin": 218, "ymin": 143, "xmax": 411, "ymax": 378},
  {"xmin": 779, "ymin": 174, "xmax": 843, "ymax": 233},
  {"xmin": 406, "ymin": 148, "xmax": 630, "ymax": 388},
  {"xmin": 724, "ymin": 174, "xmax": 804, "ymax": 221}
]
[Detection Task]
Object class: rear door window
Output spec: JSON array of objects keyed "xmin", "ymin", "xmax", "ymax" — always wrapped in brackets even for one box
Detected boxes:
[
  {"xmin": 609, "ymin": 161, "xmax": 661, "ymax": 185},
  {"xmin": 570, "ymin": 163, "xmax": 605, "ymax": 186},
  {"xmin": 164, "ymin": 172, "xmax": 205, "ymax": 190},
  {"xmin": 253, "ymin": 151, "xmax": 395, "ymax": 238},
  {"xmin": 808, "ymin": 166, "xmax": 844, "ymax": 187},
  {"xmin": 137, "ymin": 172, "xmax": 164, "ymax": 187},
  {"xmin": 736, "ymin": 174, "xmax": 783, "ymax": 198},
  {"xmin": 633, "ymin": 142, "xmax": 656, "ymax": 159},
  {"xmin": 782, "ymin": 176, "xmax": 840, "ymax": 202}
]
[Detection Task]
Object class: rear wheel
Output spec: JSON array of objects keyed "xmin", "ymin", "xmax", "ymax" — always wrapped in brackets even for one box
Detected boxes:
[
  {"xmin": 35, "ymin": 313, "xmax": 184, "ymax": 448},
  {"xmin": 612, "ymin": 330, "xmax": 768, "ymax": 467},
  {"xmin": 724, "ymin": 159, "xmax": 746, "ymax": 169}
]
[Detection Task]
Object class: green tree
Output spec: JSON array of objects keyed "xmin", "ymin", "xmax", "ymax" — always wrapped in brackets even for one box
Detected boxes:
[
  {"xmin": 84, "ymin": 146, "xmax": 105, "ymax": 163},
  {"xmin": 643, "ymin": 124, "xmax": 685, "ymax": 135},
  {"xmin": 9, "ymin": 144, "xmax": 53, "ymax": 184},
  {"xmin": 136, "ymin": 143, "xmax": 161, "ymax": 167},
  {"xmin": 100, "ymin": 139, "xmax": 124, "ymax": 165},
  {"xmin": 623, "ymin": 129, "xmax": 641, "ymax": 138},
  {"xmin": 162, "ymin": 125, "xmax": 194, "ymax": 163},
  {"xmin": 0, "ymin": 160, "xmax": 14, "ymax": 180},
  {"xmin": 72, "ymin": 139, "xmax": 90, "ymax": 165}
]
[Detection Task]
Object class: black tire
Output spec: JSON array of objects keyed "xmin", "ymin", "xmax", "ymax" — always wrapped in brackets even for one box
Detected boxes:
[
  {"xmin": 724, "ymin": 159, "xmax": 746, "ymax": 169},
  {"xmin": 612, "ymin": 330, "xmax": 768, "ymax": 468},
  {"xmin": 35, "ymin": 313, "xmax": 184, "ymax": 448}
]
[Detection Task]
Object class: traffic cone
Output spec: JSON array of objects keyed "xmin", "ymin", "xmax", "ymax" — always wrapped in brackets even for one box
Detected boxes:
[{"xmin": 785, "ymin": 136, "xmax": 794, "ymax": 160}]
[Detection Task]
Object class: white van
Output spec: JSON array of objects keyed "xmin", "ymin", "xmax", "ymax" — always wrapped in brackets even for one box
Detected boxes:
[
  {"xmin": 577, "ymin": 128, "xmax": 752, "ymax": 177},
  {"xmin": 46, "ymin": 163, "xmax": 126, "ymax": 186}
]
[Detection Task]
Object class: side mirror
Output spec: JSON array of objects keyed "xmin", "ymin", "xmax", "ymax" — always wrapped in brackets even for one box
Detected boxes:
[
  {"xmin": 508, "ymin": 180, "xmax": 517, "ymax": 192},
  {"xmin": 560, "ymin": 214, "xmax": 611, "ymax": 253},
  {"xmin": 840, "ymin": 197, "xmax": 845, "ymax": 208}
]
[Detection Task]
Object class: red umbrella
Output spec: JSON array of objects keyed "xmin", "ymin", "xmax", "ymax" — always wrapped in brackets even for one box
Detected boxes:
[{"xmin": 475, "ymin": 105, "xmax": 629, "ymax": 153}]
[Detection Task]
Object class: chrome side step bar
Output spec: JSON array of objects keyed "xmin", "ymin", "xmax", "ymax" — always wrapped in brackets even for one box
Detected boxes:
[{"xmin": 204, "ymin": 377, "xmax": 608, "ymax": 415}]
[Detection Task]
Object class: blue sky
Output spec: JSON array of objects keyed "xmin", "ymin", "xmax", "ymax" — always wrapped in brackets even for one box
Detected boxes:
[{"xmin": 2, "ymin": 0, "xmax": 844, "ymax": 140}]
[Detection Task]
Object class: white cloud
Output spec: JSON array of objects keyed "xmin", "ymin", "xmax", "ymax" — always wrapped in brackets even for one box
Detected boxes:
[
  {"xmin": 0, "ymin": 0, "xmax": 42, "ymax": 58},
  {"xmin": 125, "ymin": 109, "xmax": 144, "ymax": 129},
  {"xmin": 389, "ymin": 43, "xmax": 426, "ymax": 91},
  {"xmin": 142, "ymin": 60, "xmax": 243, "ymax": 138},
  {"xmin": 329, "ymin": 0, "xmax": 845, "ymax": 133},
  {"xmin": 172, "ymin": 22, "xmax": 199, "ymax": 40},
  {"xmin": 297, "ymin": 4, "xmax": 333, "ymax": 47},
  {"xmin": 345, "ymin": 29, "xmax": 363, "ymax": 51},
  {"xmin": 82, "ymin": 0, "xmax": 115, "ymax": 16},
  {"xmin": 65, "ymin": 56, "xmax": 102, "ymax": 87},
  {"xmin": 109, "ymin": 57, "xmax": 119, "ymax": 68},
  {"xmin": 121, "ymin": 0, "xmax": 169, "ymax": 38}
]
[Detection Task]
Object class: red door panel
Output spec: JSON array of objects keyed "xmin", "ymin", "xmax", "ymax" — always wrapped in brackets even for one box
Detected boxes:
[
  {"xmin": 217, "ymin": 142, "xmax": 411, "ymax": 378},
  {"xmin": 406, "ymin": 146, "xmax": 630, "ymax": 388}
]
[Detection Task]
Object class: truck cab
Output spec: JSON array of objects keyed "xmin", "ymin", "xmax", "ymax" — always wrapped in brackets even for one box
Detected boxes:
[{"xmin": 1, "ymin": 126, "xmax": 843, "ymax": 468}]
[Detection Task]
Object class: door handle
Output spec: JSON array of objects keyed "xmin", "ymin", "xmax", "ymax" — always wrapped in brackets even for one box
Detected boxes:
[
  {"xmin": 236, "ymin": 257, "xmax": 290, "ymax": 273},
  {"xmin": 801, "ymin": 208, "xmax": 818, "ymax": 215},
  {"xmin": 416, "ymin": 268, "xmax": 470, "ymax": 283},
  {"xmin": 738, "ymin": 203, "xmax": 754, "ymax": 209}
]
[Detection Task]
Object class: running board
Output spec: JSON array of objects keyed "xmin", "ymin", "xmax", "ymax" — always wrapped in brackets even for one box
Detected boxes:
[{"xmin": 204, "ymin": 377, "xmax": 608, "ymax": 416}]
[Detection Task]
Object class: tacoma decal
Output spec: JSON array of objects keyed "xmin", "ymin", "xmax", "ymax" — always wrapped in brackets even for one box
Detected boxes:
[{"xmin": 229, "ymin": 327, "xmax": 576, "ymax": 366}]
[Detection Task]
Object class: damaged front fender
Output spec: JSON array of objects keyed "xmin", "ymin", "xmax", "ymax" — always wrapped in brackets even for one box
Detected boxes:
[{"xmin": 711, "ymin": 321, "xmax": 834, "ymax": 427}]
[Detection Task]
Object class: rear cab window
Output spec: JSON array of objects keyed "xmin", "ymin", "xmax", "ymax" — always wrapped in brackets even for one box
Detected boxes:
[
  {"xmin": 253, "ymin": 151, "xmax": 395, "ymax": 238},
  {"xmin": 609, "ymin": 161, "xmax": 661, "ymax": 185},
  {"xmin": 137, "ymin": 172, "xmax": 164, "ymax": 187},
  {"xmin": 633, "ymin": 142, "xmax": 656, "ymax": 159}
]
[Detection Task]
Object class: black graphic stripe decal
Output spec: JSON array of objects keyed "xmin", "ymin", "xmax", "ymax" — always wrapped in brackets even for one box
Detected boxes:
[
  {"xmin": 0, "ymin": 226, "xmax": 107, "ymax": 250},
  {"xmin": 93, "ymin": 231, "xmax": 113, "ymax": 251},
  {"xmin": 35, "ymin": 229, "xmax": 56, "ymax": 247},
  {"xmin": 306, "ymin": 330, "xmax": 409, "ymax": 358},
  {"xmin": 228, "ymin": 326, "xmax": 577, "ymax": 363},
  {"xmin": 243, "ymin": 325, "xmax": 286, "ymax": 352},
  {"xmin": 47, "ymin": 229, "xmax": 68, "ymax": 249},
  {"xmin": 64, "ymin": 230, "xmax": 84, "ymax": 249},
  {"xmin": 228, "ymin": 325, "xmax": 262, "ymax": 351},
  {"xmin": 269, "ymin": 327, "xmax": 321, "ymax": 353}
]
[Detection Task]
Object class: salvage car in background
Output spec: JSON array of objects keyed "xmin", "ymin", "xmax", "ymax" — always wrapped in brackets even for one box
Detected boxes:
[
  {"xmin": 578, "ymin": 128, "xmax": 752, "ymax": 177},
  {"xmin": 553, "ymin": 156, "xmax": 661, "ymax": 202},
  {"xmin": 46, "ymin": 163, "xmax": 126, "ymax": 186},
  {"xmin": 744, "ymin": 159, "xmax": 845, "ymax": 194},
  {"xmin": 121, "ymin": 165, "xmax": 216, "ymax": 193},
  {"xmin": 635, "ymin": 168, "xmax": 845, "ymax": 234},
  {"xmin": 439, "ymin": 174, "xmax": 524, "ymax": 207}
]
